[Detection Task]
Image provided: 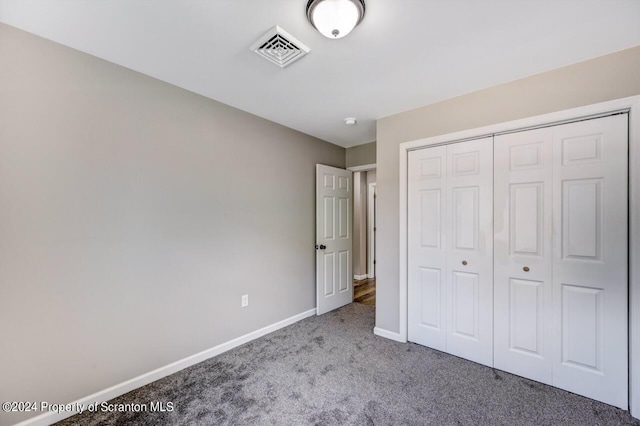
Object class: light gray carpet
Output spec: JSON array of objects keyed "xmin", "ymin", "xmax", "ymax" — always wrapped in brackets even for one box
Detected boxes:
[{"xmin": 58, "ymin": 303, "xmax": 639, "ymax": 425}]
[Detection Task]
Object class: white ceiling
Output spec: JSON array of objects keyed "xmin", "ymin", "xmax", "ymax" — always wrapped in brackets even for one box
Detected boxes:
[{"xmin": 1, "ymin": 1, "xmax": 639, "ymax": 148}]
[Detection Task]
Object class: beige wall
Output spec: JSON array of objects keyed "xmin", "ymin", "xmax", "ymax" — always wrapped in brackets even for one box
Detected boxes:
[
  {"xmin": 0, "ymin": 23, "xmax": 344, "ymax": 425},
  {"xmin": 366, "ymin": 170, "xmax": 377, "ymax": 186},
  {"xmin": 375, "ymin": 45, "xmax": 640, "ymax": 333},
  {"xmin": 346, "ymin": 141, "xmax": 376, "ymax": 168}
]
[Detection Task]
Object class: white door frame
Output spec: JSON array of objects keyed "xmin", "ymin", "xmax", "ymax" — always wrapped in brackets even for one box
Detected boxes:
[
  {"xmin": 347, "ymin": 163, "xmax": 376, "ymax": 173},
  {"xmin": 398, "ymin": 95, "xmax": 640, "ymax": 416},
  {"xmin": 368, "ymin": 182, "xmax": 376, "ymax": 279}
]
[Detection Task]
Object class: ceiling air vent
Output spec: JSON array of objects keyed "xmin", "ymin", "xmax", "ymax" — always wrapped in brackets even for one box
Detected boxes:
[{"xmin": 250, "ymin": 26, "xmax": 310, "ymax": 68}]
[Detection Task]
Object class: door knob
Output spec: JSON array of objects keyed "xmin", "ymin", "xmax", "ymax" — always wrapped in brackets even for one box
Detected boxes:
[
  {"xmin": 319, "ymin": 244, "xmax": 327, "ymax": 250},
  {"xmin": 462, "ymin": 260, "xmax": 467, "ymax": 266},
  {"xmin": 523, "ymin": 266, "xmax": 530, "ymax": 272}
]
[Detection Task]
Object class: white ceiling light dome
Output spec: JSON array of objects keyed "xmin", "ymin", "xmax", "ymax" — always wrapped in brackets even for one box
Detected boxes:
[{"xmin": 306, "ymin": 0, "xmax": 366, "ymax": 39}]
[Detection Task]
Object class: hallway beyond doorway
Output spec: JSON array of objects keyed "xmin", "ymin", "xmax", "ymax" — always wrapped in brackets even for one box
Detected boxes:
[{"xmin": 354, "ymin": 278, "xmax": 375, "ymax": 306}]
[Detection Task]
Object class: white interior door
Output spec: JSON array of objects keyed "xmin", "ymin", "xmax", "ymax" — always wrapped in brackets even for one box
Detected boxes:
[
  {"xmin": 551, "ymin": 114, "xmax": 628, "ymax": 408},
  {"xmin": 445, "ymin": 137, "xmax": 494, "ymax": 367},
  {"xmin": 408, "ymin": 137, "xmax": 493, "ymax": 366},
  {"xmin": 316, "ymin": 164, "xmax": 353, "ymax": 315},
  {"xmin": 494, "ymin": 128, "xmax": 554, "ymax": 384}
]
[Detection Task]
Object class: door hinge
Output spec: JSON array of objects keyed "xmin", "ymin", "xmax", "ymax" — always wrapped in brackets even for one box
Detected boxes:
[{"xmin": 373, "ymin": 260, "xmax": 376, "ymax": 265}]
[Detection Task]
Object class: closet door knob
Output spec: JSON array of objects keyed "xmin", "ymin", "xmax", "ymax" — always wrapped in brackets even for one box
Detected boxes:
[
  {"xmin": 462, "ymin": 260, "xmax": 468, "ymax": 266},
  {"xmin": 523, "ymin": 266, "xmax": 530, "ymax": 272}
]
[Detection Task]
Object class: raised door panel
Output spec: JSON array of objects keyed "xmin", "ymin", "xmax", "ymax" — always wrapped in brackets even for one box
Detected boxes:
[
  {"xmin": 552, "ymin": 114, "xmax": 628, "ymax": 409},
  {"xmin": 418, "ymin": 267, "xmax": 443, "ymax": 331},
  {"xmin": 562, "ymin": 179, "xmax": 602, "ymax": 260},
  {"xmin": 338, "ymin": 176, "xmax": 350, "ymax": 191},
  {"xmin": 452, "ymin": 187, "xmax": 478, "ymax": 251},
  {"xmin": 446, "ymin": 137, "xmax": 493, "ymax": 367},
  {"xmin": 323, "ymin": 253, "xmax": 335, "ymax": 296},
  {"xmin": 338, "ymin": 250, "xmax": 350, "ymax": 293},
  {"xmin": 323, "ymin": 173, "xmax": 335, "ymax": 189},
  {"xmin": 510, "ymin": 183, "xmax": 543, "ymax": 256},
  {"xmin": 420, "ymin": 189, "xmax": 441, "ymax": 249},
  {"xmin": 451, "ymin": 152, "xmax": 480, "ymax": 176},
  {"xmin": 509, "ymin": 278, "xmax": 543, "ymax": 356},
  {"xmin": 338, "ymin": 197, "xmax": 350, "ymax": 240},
  {"xmin": 562, "ymin": 134, "xmax": 602, "ymax": 166},
  {"xmin": 451, "ymin": 271, "xmax": 479, "ymax": 340},
  {"xmin": 420, "ymin": 157, "xmax": 442, "ymax": 178},
  {"xmin": 494, "ymin": 129, "xmax": 553, "ymax": 385},
  {"xmin": 408, "ymin": 147, "xmax": 448, "ymax": 351},
  {"xmin": 323, "ymin": 197, "xmax": 335, "ymax": 240},
  {"xmin": 510, "ymin": 142, "xmax": 544, "ymax": 171},
  {"xmin": 561, "ymin": 284, "xmax": 603, "ymax": 372}
]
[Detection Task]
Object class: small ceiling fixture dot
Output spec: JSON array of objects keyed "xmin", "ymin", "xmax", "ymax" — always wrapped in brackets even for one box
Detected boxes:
[{"xmin": 344, "ymin": 117, "xmax": 357, "ymax": 126}]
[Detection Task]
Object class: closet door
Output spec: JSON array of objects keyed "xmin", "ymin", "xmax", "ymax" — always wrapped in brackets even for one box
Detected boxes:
[
  {"xmin": 408, "ymin": 146, "xmax": 447, "ymax": 351},
  {"xmin": 552, "ymin": 114, "xmax": 628, "ymax": 409},
  {"xmin": 494, "ymin": 128, "xmax": 553, "ymax": 384},
  {"xmin": 408, "ymin": 137, "xmax": 493, "ymax": 366},
  {"xmin": 445, "ymin": 138, "xmax": 494, "ymax": 367}
]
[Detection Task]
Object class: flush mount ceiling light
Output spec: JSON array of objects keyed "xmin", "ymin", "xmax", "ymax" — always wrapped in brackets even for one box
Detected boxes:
[{"xmin": 306, "ymin": 0, "xmax": 365, "ymax": 39}]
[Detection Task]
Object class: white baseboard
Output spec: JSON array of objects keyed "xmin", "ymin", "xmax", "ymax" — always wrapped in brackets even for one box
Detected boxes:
[
  {"xmin": 373, "ymin": 327, "xmax": 407, "ymax": 343},
  {"xmin": 353, "ymin": 274, "xmax": 368, "ymax": 280},
  {"xmin": 15, "ymin": 308, "xmax": 317, "ymax": 426},
  {"xmin": 367, "ymin": 273, "xmax": 375, "ymax": 279}
]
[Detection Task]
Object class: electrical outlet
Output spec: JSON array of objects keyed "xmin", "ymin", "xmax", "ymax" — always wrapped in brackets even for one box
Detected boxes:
[{"xmin": 241, "ymin": 294, "xmax": 249, "ymax": 308}]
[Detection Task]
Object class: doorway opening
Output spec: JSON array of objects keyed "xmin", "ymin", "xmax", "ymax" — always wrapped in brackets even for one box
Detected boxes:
[{"xmin": 352, "ymin": 169, "xmax": 376, "ymax": 306}]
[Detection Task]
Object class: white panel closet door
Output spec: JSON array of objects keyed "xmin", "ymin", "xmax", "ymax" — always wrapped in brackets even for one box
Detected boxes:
[
  {"xmin": 552, "ymin": 114, "xmax": 628, "ymax": 408},
  {"xmin": 316, "ymin": 164, "xmax": 353, "ymax": 316},
  {"xmin": 408, "ymin": 114, "xmax": 628, "ymax": 407},
  {"xmin": 445, "ymin": 138, "xmax": 494, "ymax": 367},
  {"xmin": 408, "ymin": 146, "xmax": 448, "ymax": 351},
  {"xmin": 408, "ymin": 137, "xmax": 493, "ymax": 367},
  {"xmin": 494, "ymin": 128, "xmax": 554, "ymax": 384}
]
